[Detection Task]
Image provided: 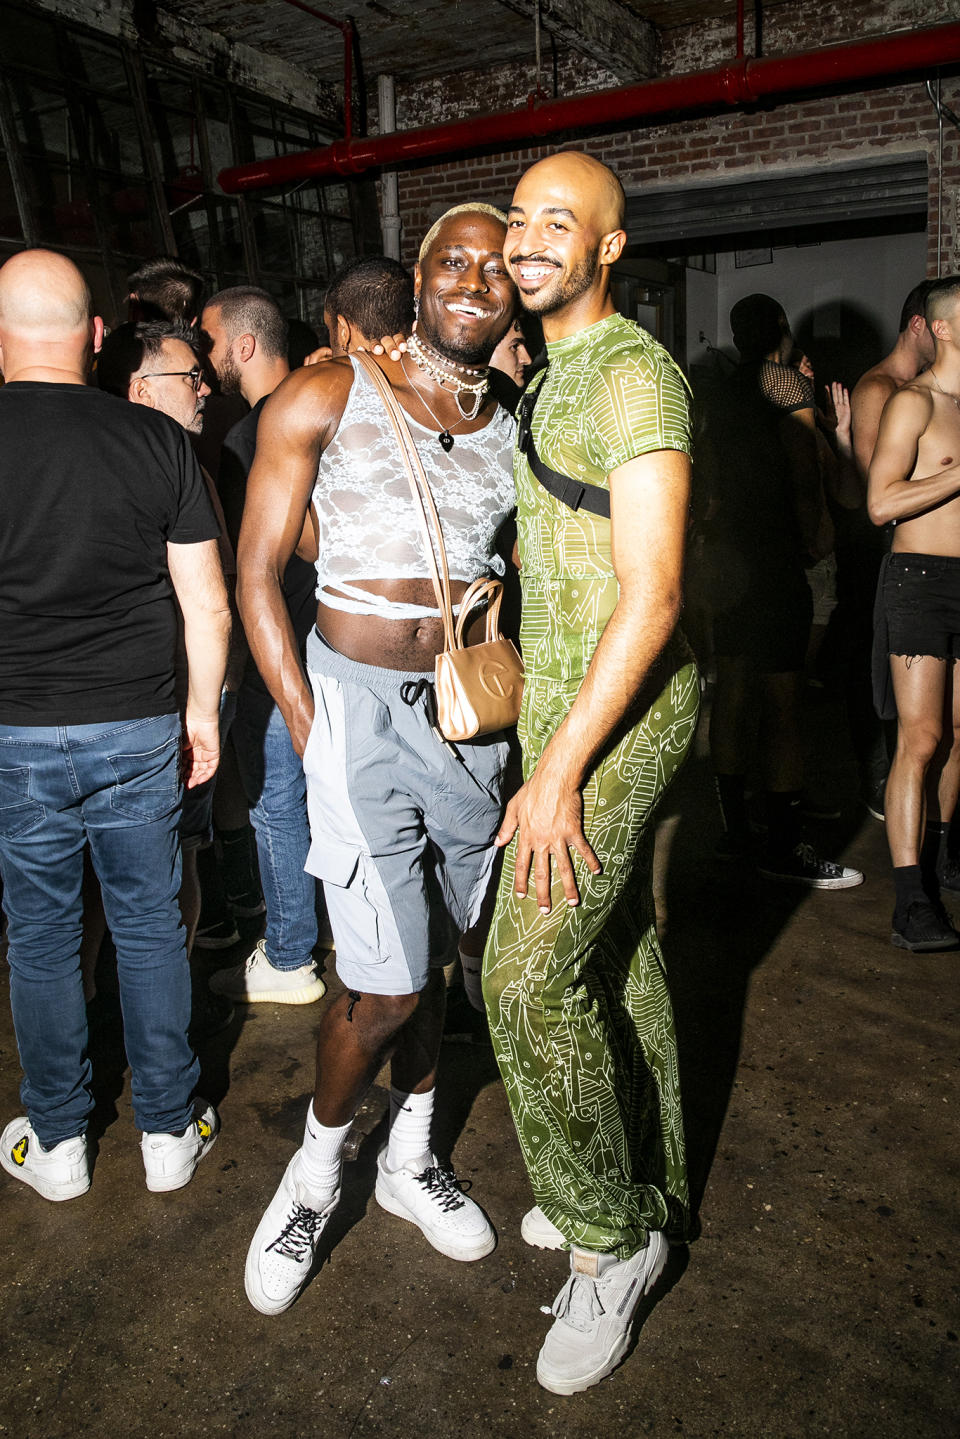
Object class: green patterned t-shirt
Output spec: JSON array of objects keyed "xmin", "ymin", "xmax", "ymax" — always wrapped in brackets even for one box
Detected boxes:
[{"xmin": 516, "ymin": 311, "xmax": 692, "ymax": 685}]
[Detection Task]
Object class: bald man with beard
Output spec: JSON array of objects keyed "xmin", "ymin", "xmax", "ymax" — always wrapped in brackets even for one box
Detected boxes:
[
  {"xmin": 482, "ymin": 153, "xmax": 700, "ymax": 1394},
  {"xmin": 0, "ymin": 250, "xmax": 229, "ymax": 1203}
]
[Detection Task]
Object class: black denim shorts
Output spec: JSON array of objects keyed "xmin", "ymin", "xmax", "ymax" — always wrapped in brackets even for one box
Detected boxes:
[{"xmin": 883, "ymin": 552, "xmax": 960, "ymax": 661}]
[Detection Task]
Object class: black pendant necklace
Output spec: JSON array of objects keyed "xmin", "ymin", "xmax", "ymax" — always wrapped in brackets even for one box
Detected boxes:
[{"xmin": 439, "ymin": 431, "xmax": 454, "ymax": 452}]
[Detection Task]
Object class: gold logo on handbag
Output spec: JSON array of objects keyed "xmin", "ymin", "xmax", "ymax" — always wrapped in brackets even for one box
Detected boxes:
[{"xmin": 354, "ymin": 352, "xmax": 524, "ymax": 743}]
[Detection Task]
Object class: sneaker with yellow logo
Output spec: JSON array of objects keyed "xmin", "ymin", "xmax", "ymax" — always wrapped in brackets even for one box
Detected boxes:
[
  {"xmin": 141, "ymin": 1101, "xmax": 219, "ymax": 1192},
  {"xmin": 0, "ymin": 1116, "xmax": 89, "ymax": 1202}
]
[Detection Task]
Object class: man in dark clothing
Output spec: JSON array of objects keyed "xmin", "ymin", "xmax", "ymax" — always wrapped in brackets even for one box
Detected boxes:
[
  {"xmin": 703, "ymin": 292, "xmax": 862, "ymax": 888},
  {"xmin": 0, "ymin": 250, "xmax": 230, "ymax": 1202},
  {"xmin": 199, "ymin": 285, "xmax": 326, "ymax": 1005}
]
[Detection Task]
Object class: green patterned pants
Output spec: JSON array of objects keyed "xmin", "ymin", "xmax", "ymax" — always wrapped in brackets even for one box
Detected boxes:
[{"xmin": 482, "ymin": 652, "xmax": 699, "ymax": 1259}]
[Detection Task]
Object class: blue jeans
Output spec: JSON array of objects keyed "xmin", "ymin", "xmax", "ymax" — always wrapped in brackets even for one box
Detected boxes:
[
  {"xmin": 231, "ymin": 684, "xmax": 316, "ymax": 970},
  {"xmin": 0, "ymin": 714, "xmax": 197, "ymax": 1146}
]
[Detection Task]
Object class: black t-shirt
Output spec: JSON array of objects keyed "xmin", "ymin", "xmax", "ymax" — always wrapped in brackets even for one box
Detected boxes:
[
  {"xmin": 0, "ymin": 382, "xmax": 219, "ymax": 724},
  {"xmin": 219, "ymin": 396, "xmax": 317, "ymax": 696},
  {"xmin": 703, "ymin": 361, "xmax": 813, "ymax": 586}
]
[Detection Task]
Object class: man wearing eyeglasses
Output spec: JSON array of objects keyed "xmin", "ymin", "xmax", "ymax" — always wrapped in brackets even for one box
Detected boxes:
[{"xmin": 97, "ymin": 320, "xmax": 242, "ymax": 1037}]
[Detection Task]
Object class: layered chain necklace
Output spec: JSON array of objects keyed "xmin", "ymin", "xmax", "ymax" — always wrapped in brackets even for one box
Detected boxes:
[
  {"xmin": 404, "ymin": 331, "xmax": 488, "ymax": 450},
  {"xmin": 929, "ymin": 368, "xmax": 960, "ymax": 412}
]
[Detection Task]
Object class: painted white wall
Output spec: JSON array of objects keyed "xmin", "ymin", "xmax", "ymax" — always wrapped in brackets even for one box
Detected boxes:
[{"xmin": 686, "ymin": 229, "xmax": 928, "ymax": 387}]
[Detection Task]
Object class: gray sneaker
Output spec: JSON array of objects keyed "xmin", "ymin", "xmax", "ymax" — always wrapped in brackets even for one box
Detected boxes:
[{"xmin": 537, "ymin": 1233, "xmax": 668, "ymax": 1395}]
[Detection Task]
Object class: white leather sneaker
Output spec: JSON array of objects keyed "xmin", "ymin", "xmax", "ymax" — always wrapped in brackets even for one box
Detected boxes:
[
  {"xmin": 0, "ymin": 1117, "xmax": 89, "ymax": 1202},
  {"xmin": 141, "ymin": 1101, "xmax": 219, "ymax": 1192},
  {"xmin": 375, "ymin": 1149, "xmax": 496, "ymax": 1261},
  {"xmin": 244, "ymin": 1150, "xmax": 340, "ymax": 1315}
]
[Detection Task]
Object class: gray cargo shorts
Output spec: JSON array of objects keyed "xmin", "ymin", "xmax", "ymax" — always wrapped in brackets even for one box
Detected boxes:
[{"xmin": 303, "ymin": 628, "xmax": 509, "ymax": 995}]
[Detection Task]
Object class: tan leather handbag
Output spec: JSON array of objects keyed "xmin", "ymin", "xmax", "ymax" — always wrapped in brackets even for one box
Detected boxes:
[{"xmin": 353, "ymin": 351, "xmax": 523, "ymax": 742}]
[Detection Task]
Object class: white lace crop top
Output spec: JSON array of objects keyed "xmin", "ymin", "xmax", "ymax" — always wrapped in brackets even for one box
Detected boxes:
[{"xmin": 312, "ymin": 356, "xmax": 516, "ymax": 619}]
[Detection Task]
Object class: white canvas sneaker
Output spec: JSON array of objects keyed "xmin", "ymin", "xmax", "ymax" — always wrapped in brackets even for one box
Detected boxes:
[
  {"xmin": 0, "ymin": 1117, "xmax": 89, "ymax": 1202},
  {"xmin": 537, "ymin": 1233, "xmax": 669, "ymax": 1395},
  {"xmin": 521, "ymin": 1204, "xmax": 566, "ymax": 1250},
  {"xmin": 375, "ymin": 1149, "xmax": 496, "ymax": 1261},
  {"xmin": 244, "ymin": 1151, "xmax": 340, "ymax": 1315},
  {"xmin": 209, "ymin": 939, "xmax": 326, "ymax": 1005},
  {"xmin": 141, "ymin": 1101, "xmax": 219, "ymax": 1192}
]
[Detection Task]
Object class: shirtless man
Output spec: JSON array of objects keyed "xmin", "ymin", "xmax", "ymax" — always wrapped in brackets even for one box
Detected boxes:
[
  {"xmin": 237, "ymin": 205, "xmax": 517, "ymax": 1314},
  {"xmin": 852, "ymin": 281, "xmax": 935, "ymax": 475},
  {"xmin": 838, "ymin": 283, "xmax": 936, "ymax": 821},
  {"xmin": 868, "ymin": 275, "xmax": 960, "ymax": 951}
]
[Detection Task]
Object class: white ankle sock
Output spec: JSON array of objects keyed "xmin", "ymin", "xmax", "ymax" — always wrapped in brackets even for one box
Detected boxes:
[
  {"xmin": 459, "ymin": 947, "xmax": 484, "ymax": 1012},
  {"xmin": 298, "ymin": 1103, "xmax": 351, "ymax": 1206},
  {"xmin": 385, "ymin": 1086, "xmax": 434, "ymax": 1171}
]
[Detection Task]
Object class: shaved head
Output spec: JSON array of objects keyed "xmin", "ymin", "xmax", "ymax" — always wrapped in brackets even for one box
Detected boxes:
[
  {"xmin": 516, "ymin": 152, "xmax": 626, "ymax": 235},
  {"xmin": 0, "ymin": 249, "xmax": 92, "ymax": 339},
  {"xmin": 504, "ymin": 151, "xmax": 627, "ymax": 329}
]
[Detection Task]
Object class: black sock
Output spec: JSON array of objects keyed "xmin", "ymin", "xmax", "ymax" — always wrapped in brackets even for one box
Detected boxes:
[
  {"xmin": 715, "ymin": 774, "xmax": 749, "ymax": 840},
  {"xmin": 765, "ymin": 790, "xmax": 802, "ymax": 856},
  {"xmin": 893, "ymin": 864, "xmax": 926, "ymax": 918},
  {"xmin": 920, "ymin": 821, "xmax": 949, "ymax": 886}
]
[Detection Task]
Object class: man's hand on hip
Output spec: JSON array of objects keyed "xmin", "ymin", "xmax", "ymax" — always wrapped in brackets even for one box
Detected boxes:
[{"xmin": 496, "ymin": 766, "xmax": 601, "ymax": 912}]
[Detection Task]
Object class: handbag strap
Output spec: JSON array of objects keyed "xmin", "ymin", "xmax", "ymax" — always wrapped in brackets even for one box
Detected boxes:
[{"xmin": 352, "ymin": 351, "xmax": 457, "ymax": 651}]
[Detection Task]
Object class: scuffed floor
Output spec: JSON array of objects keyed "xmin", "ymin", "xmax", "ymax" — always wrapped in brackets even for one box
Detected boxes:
[{"xmin": 1, "ymin": 695, "xmax": 957, "ymax": 1439}]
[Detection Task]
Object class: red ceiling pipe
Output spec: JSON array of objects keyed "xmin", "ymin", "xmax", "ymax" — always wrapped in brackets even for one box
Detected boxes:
[
  {"xmin": 220, "ymin": 21, "xmax": 960, "ymax": 192},
  {"xmin": 279, "ymin": 0, "xmax": 354, "ymax": 142}
]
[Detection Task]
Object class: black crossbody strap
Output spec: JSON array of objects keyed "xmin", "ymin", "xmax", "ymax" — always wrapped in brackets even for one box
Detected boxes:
[{"xmin": 516, "ymin": 377, "xmax": 611, "ymax": 520}]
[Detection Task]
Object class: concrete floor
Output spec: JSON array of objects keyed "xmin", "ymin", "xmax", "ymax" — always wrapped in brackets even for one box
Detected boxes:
[{"xmin": 1, "ymin": 694, "xmax": 958, "ymax": 1439}]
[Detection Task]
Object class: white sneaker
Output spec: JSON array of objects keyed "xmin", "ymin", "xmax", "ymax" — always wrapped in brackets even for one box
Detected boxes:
[
  {"xmin": 537, "ymin": 1233, "xmax": 669, "ymax": 1395},
  {"xmin": 522, "ymin": 1204, "xmax": 566, "ymax": 1250},
  {"xmin": 209, "ymin": 939, "xmax": 326, "ymax": 1005},
  {"xmin": 0, "ymin": 1117, "xmax": 89, "ymax": 1202},
  {"xmin": 375, "ymin": 1149, "xmax": 496, "ymax": 1261},
  {"xmin": 141, "ymin": 1102, "xmax": 219, "ymax": 1192},
  {"xmin": 244, "ymin": 1150, "xmax": 340, "ymax": 1315}
]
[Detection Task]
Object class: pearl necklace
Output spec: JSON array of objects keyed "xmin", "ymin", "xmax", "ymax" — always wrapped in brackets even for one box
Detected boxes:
[
  {"xmin": 404, "ymin": 333, "xmax": 488, "ymax": 446},
  {"xmin": 401, "ymin": 356, "xmax": 484, "ymax": 450},
  {"xmin": 929, "ymin": 368, "xmax": 960, "ymax": 411}
]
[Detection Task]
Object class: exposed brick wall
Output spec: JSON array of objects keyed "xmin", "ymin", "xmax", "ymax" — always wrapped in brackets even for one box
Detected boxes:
[{"xmin": 386, "ymin": 0, "xmax": 960, "ymax": 277}]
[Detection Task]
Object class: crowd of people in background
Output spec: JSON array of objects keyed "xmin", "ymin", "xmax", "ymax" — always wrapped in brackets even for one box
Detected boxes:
[{"xmin": 3, "ymin": 148, "xmax": 960, "ymax": 1396}]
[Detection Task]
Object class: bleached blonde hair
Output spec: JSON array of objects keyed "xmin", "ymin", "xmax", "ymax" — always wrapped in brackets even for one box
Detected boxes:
[{"xmin": 417, "ymin": 203, "xmax": 508, "ymax": 264}]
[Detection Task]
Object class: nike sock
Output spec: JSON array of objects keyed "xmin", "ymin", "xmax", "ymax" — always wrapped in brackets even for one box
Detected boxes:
[
  {"xmin": 459, "ymin": 947, "xmax": 485, "ymax": 1012},
  {"xmin": 385, "ymin": 1086, "xmax": 434, "ymax": 1171},
  {"xmin": 298, "ymin": 1103, "xmax": 351, "ymax": 1207}
]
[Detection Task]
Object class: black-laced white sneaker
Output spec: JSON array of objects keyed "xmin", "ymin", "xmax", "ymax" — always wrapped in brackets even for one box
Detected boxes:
[
  {"xmin": 891, "ymin": 898, "xmax": 960, "ymax": 952},
  {"xmin": 375, "ymin": 1149, "xmax": 496, "ymax": 1261},
  {"xmin": 244, "ymin": 1151, "xmax": 340, "ymax": 1315},
  {"xmin": 757, "ymin": 842, "xmax": 863, "ymax": 890}
]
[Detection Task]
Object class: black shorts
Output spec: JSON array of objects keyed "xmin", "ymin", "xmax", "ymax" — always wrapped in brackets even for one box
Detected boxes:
[{"xmin": 883, "ymin": 552, "xmax": 960, "ymax": 660}]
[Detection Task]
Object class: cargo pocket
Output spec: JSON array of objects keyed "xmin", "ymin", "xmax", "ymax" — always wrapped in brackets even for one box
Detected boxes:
[{"xmin": 305, "ymin": 836, "xmax": 386, "ymax": 970}]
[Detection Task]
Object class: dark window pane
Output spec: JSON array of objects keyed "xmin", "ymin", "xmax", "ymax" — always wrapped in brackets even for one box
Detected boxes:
[
  {"xmin": 0, "ymin": 150, "xmax": 24, "ymax": 242},
  {"xmin": 63, "ymin": 34, "xmax": 128, "ymax": 94},
  {"xmin": 0, "ymin": 5, "xmax": 60, "ymax": 75},
  {"xmin": 87, "ymin": 98, "xmax": 144, "ymax": 174},
  {"xmin": 8, "ymin": 78, "xmax": 74, "ymax": 163}
]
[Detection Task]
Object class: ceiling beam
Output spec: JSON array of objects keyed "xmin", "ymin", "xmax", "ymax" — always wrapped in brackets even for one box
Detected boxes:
[{"xmin": 500, "ymin": 0, "xmax": 658, "ymax": 82}]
